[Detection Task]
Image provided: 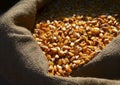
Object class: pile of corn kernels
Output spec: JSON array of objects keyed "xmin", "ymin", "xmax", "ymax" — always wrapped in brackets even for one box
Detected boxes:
[{"xmin": 33, "ymin": 14, "xmax": 120, "ymax": 77}]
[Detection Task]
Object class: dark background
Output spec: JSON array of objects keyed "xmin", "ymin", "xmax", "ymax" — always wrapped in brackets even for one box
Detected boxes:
[{"xmin": 0, "ymin": 0, "xmax": 19, "ymax": 15}]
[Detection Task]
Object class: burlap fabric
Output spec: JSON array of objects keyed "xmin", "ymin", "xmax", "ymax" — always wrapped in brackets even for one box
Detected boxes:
[{"xmin": 0, "ymin": 0, "xmax": 120, "ymax": 85}]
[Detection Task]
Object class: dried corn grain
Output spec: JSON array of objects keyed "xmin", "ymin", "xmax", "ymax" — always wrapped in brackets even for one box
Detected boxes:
[{"xmin": 33, "ymin": 14, "xmax": 120, "ymax": 77}]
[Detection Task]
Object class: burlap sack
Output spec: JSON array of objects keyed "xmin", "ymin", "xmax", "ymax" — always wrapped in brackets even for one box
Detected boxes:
[{"xmin": 0, "ymin": 0, "xmax": 120, "ymax": 85}]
